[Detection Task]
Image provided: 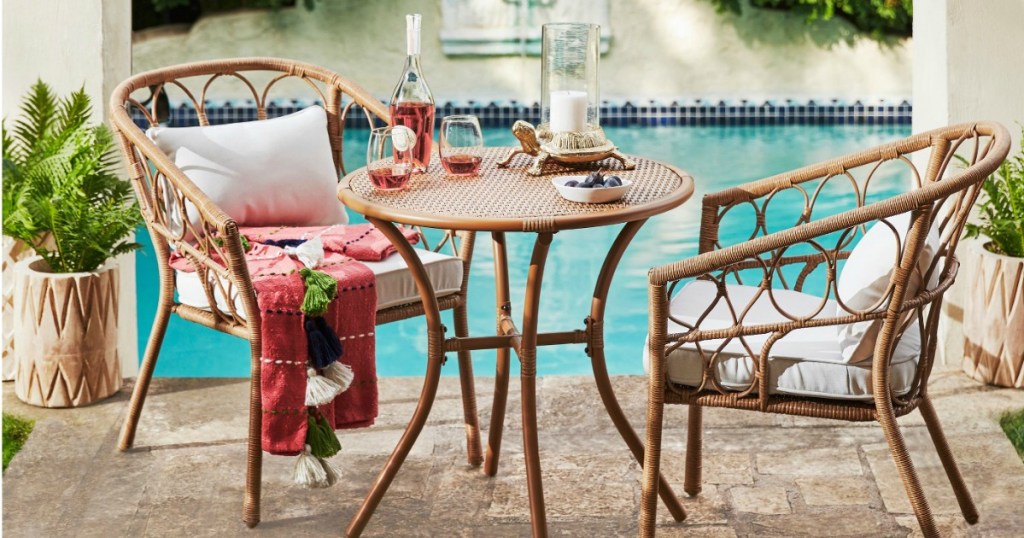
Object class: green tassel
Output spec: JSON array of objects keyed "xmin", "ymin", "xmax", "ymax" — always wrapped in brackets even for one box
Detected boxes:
[
  {"xmin": 299, "ymin": 268, "xmax": 337, "ymax": 317},
  {"xmin": 306, "ymin": 413, "xmax": 342, "ymax": 459}
]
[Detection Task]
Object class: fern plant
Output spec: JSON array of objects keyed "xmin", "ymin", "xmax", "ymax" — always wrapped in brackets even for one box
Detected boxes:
[
  {"xmin": 964, "ymin": 131, "xmax": 1024, "ymax": 258},
  {"xmin": 2, "ymin": 80, "xmax": 141, "ymax": 273}
]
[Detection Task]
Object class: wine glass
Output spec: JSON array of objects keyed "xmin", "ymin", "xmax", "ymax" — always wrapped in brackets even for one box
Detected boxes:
[
  {"xmin": 366, "ymin": 126, "xmax": 415, "ymax": 191},
  {"xmin": 439, "ymin": 115, "xmax": 484, "ymax": 177}
]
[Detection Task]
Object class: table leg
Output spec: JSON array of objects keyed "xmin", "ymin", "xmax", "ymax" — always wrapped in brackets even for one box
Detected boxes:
[
  {"xmin": 588, "ymin": 221, "xmax": 688, "ymax": 522},
  {"xmin": 346, "ymin": 219, "xmax": 446, "ymax": 538},
  {"xmin": 485, "ymin": 231, "xmax": 512, "ymax": 477},
  {"xmin": 521, "ymin": 232, "xmax": 554, "ymax": 537}
]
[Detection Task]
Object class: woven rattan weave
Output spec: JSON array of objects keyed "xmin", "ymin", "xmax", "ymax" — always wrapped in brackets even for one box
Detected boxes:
[
  {"xmin": 341, "ymin": 150, "xmax": 694, "ymax": 537},
  {"xmin": 109, "ymin": 58, "xmax": 483, "ymax": 535},
  {"xmin": 639, "ymin": 122, "xmax": 1011, "ymax": 538},
  {"xmin": 341, "ymin": 148, "xmax": 688, "ymax": 232}
]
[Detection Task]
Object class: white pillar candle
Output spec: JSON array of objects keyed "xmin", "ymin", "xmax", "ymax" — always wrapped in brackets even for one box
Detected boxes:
[{"xmin": 549, "ymin": 90, "xmax": 588, "ymax": 133}]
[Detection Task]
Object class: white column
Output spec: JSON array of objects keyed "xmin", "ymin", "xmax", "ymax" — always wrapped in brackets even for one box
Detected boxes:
[
  {"xmin": 913, "ymin": 0, "xmax": 1024, "ymax": 366},
  {"xmin": 2, "ymin": 0, "xmax": 138, "ymax": 378}
]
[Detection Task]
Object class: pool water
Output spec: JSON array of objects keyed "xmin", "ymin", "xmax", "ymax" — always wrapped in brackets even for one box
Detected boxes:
[{"xmin": 137, "ymin": 124, "xmax": 911, "ymax": 377}]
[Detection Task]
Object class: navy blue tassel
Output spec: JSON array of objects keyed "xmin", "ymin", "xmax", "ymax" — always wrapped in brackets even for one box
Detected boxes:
[
  {"xmin": 305, "ymin": 316, "xmax": 343, "ymax": 369},
  {"xmin": 262, "ymin": 238, "xmax": 306, "ymax": 248}
]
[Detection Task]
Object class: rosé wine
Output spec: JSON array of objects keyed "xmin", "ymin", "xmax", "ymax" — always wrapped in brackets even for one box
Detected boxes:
[{"xmin": 441, "ymin": 154, "xmax": 482, "ymax": 176}]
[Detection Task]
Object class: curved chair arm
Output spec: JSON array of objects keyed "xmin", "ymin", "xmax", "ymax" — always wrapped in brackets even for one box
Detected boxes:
[
  {"xmin": 651, "ymin": 199, "xmax": 917, "ymax": 287},
  {"xmin": 110, "ymin": 58, "xmax": 398, "ymax": 324},
  {"xmin": 662, "ymin": 258, "xmax": 959, "ymax": 347},
  {"xmin": 651, "ymin": 121, "xmax": 1010, "ymax": 288},
  {"xmin": 648, "ymin": 121, "xmax": 1007, "ymax": 404}
]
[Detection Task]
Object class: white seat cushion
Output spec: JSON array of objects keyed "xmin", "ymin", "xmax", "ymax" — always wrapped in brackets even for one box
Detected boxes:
[
  {"xmin": 643, "ymin": 280, "xmax": 921, "ymax": 401},
  {"xmin": 175, "ymin": 249, "xmax": 463, "ymax": 316}
]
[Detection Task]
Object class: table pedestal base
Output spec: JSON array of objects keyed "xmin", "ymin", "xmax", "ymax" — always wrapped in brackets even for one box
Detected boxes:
[{"xmin": 346, "ymin": 219, "xmax": 687, "ymax": 537}]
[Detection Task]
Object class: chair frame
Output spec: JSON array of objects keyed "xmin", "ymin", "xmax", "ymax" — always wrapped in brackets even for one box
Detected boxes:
[
  {"xmin": 108, "ymin": 58, "xmax": 482, "ymax": 529},
  {"xmin": 639, "ymin": 122, "xmax": 1010, "ymax": 537}
]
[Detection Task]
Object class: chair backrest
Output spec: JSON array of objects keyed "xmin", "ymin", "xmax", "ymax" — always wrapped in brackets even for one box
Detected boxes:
[
  {"xmin": 109, "ymin": 58, "xmax": 389, "ymax": 326},
  {"xmin": 679, "ymin": 122, "xmax": 1010, "ymax": 405}
]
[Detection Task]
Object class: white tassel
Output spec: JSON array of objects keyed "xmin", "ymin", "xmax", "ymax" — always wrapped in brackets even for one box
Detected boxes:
[
  {"xmin": 319, "ymin": 456, "xmax": 342, "ymax": 487},
  {"xmin": 305, "ymin": 367, "xmax": 342, "ymax": 407},
  {"xmin": 322, "ymin": 361, "xmax": 354, "ymax": 393},
  {"xmin": 293, "ymin": 445, "xmax": 329, "ymax": 488},
  {"xmin": 284, "ymin": 235, "xmax": 324, "ymax": 269}
]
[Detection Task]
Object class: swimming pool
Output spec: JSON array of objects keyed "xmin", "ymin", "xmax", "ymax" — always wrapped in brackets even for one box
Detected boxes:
[{"xmin": 136, "ymin": 123, "xmax": 911, "ymax": 377}]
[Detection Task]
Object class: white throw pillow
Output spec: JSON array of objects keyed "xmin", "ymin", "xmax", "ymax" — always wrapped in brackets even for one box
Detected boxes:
[
  {"xmin": 146, "ymin": 106, "xmax": 347, "ymax": 238},
  {"xmin": 836, "ymin": 212, "xmax": 939, "ymax": 363}
]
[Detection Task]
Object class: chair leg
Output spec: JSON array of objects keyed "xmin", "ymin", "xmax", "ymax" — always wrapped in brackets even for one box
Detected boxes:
[
  {"xmin": 684, "ymin": 404, "xmax": 703, "ymax": 496},
  {"xmin": 640, "ymin": 385, "xmax": 667, "ymax": 537},
  {"xmin": 877, "ymin": 404, "xmax": 939, "ymax": 537},
  {"xmin": 919, "ymin": 395, "xmax": 978, "ymax": 524},
  {"xmin": 118, "ymin": 300, "xmax": 172, "ymax": 451},
  {"xmin": 453, "ymin": 303, "xmax": 483, "ymax": 467},
  {"xmin": 243, "ymin": 342, "xmax": 263, "ymax": 528}
]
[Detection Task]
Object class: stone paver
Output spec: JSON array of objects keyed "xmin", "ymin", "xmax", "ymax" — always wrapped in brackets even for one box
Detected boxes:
[
  {"xmin": 795, "ymin": 476, "xmax": 874, "ymax": 506},
  {"xmin": 3, "ymin": 365, "xmax": 1023, "ymax": 536},
  {"xmin": 756, "ymin": 447, "xmax": 864, "ymax": 476},
  {"xmin": 728, "ymin": 486, "xmax": 792, "ymax": 515}
]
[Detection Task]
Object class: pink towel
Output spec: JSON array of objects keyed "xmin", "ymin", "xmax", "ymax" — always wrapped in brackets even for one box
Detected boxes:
[{"xmin": 170, "ymin": 224, "xmax": 419, "ymax": 455}]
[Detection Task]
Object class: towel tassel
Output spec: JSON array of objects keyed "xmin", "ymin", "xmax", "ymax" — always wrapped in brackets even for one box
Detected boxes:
[
  {"xmin": 320, "ymin": 456, "xmax": 341, "ymax": 486},
  {"xmin": 306, "ymin": 413, "xmax": 342, "ymax": 459},
  {"xmin": 305, "ymin": 367, "xmax": 342, "ymax": 407},
  {"xmin": 293, "ymin": 445, "xmax": 329, "ymax": 488},
  {"xmin": 322, "ymin": 361, "xmax": 354, "ymax": 393},
  {"xmin": 299, "ymin": 268, "xmax": 337, "ymax": 317},
  {"xmin": 305, "ymin": 317, "xmax": 344, "ymax": 369}
]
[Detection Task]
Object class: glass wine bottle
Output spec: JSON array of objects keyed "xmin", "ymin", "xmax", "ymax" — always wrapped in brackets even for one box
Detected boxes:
[{"xmin": 390, "ymin": 13, "xmax": 435, "ymax": 172}]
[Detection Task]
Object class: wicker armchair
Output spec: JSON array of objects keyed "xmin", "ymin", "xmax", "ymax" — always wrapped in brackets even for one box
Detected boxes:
[
  {"xmin": 109, "ymin": 58, "xmax": 482, "ymax": 529},
  {"xmin": 639, "ymin": 122, "xmax": 1010, "ymax": 537}
]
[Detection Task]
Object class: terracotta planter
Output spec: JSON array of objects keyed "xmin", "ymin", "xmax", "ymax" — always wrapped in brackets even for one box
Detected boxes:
[
  {"xmin": 962, "ymin": 241, "xmax": 1024, "ymax": 388},
  {"xmin": 13, "ymin": 257, "xmax": 122, "ymax": 407}
]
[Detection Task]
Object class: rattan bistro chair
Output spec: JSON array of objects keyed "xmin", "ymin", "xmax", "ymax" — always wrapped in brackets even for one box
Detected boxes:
[
  {"xmin": 639, "ymin": 122, "xmax": 1010, "ymax": 537},
  {"xmin": 109, "ymin": 58, "xmax": 483, "ymax": 528}
]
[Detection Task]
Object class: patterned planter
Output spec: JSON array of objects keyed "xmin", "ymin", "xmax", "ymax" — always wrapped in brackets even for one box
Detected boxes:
[
  {"xmin": 962, "ymin": 240, "xmax": 1024, "ymax": 388},
  {"xmin": 3, "ymin": 236, "xmax": 41, "ymax": 380},
  {"xmin": 13, "ymin": 257, "xmax": 122, "ymax": 407}
]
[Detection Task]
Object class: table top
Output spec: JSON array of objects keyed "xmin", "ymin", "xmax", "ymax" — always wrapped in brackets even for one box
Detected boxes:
[{"xmin": 338, "ymin": 147, "xmax": 694, "ymax": 232}]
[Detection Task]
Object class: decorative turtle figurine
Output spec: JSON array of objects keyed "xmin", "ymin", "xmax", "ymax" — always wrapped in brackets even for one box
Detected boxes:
[{"xmin": 497, "ymin": 120, "xmax": 636, "ymax": 176}]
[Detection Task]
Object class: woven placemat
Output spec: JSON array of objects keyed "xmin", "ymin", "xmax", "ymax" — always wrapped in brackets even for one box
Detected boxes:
[{"xmin": 345, "ymin": 147, "xmax": 687, "ymax": 227}]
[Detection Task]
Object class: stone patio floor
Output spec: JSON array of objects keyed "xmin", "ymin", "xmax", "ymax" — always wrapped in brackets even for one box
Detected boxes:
[{"xmin": 3, "ymin": 363, "xmax": 1023, "ymax": 537}]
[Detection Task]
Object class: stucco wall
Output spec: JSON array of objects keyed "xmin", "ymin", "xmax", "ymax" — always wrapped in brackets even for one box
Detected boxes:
[
  {"xmin": 132, "ymin": 0, "xmax": 911, "ymax": 103},
  {"xmin": 912, "ymin": 0, "xmax": 1024, "ymax": 368},
  {"xmin": 2, "ymin": 0, "xmax": 138, "ymax": 379}
]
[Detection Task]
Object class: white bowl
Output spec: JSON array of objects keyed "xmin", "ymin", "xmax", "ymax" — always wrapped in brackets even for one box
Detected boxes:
[{"xmin": 551, "ymin": 175, "xmax": 632, "ymax": 204}]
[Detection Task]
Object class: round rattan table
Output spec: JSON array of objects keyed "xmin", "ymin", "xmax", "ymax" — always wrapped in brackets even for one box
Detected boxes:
[{"xmin": 338, "ymin": 147, "xmax": 694, "ymax": 537}]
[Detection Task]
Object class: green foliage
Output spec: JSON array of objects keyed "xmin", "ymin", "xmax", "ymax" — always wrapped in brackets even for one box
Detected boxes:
[
  {"xmin": 1000, "ymin": 408, "xmax": 1024, "ymax": 464},
  {"xmin": 134, "ymin": 0, "xmax": 319, "ymax": 31},
  {"xmin": 709, "ymin": 0, "xmax": 912, "ymax": 38},
  {"xmin": 3, "ymin": 413, "xmax": 35, "ymax": 472},
  {"xmin": 964, "ymin": 131, "xmax": 1024, "ymax": 258},
  {"xmin": 2, "ymin": 81, "xmax": 142, "ymax": 273}
]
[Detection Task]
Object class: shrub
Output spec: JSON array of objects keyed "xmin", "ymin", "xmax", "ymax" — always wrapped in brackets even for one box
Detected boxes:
[
  {"xmin": 964, "ymin": 130, "xmax": 1024, "ymax": 258},
  {"xmin": 2, "ymin": 413, "xmax": 35, "ymax": 471},
  {"xmin": 134, "ymin": 0, "xmax": 319, "ymax": 31},
  {"xmin": 2, "ymin": 80, "xmax": 142, "ymax": 273},
  {"xmin": 710, "ymin": 0, "xmax": 912, "ymax": 38},
  {"xmin": 1000, "ymin": 408, "xmax": 1024, "ymax": 463}
]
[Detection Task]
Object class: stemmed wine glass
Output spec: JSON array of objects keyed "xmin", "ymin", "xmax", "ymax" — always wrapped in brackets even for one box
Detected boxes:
[
  {"xmin": 439, "ymin": 115, "xmax": 484, "ymax": 177},
  {"xmin": 366, "ymin": 126, "xmax": 416, "ymax": 191}
]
